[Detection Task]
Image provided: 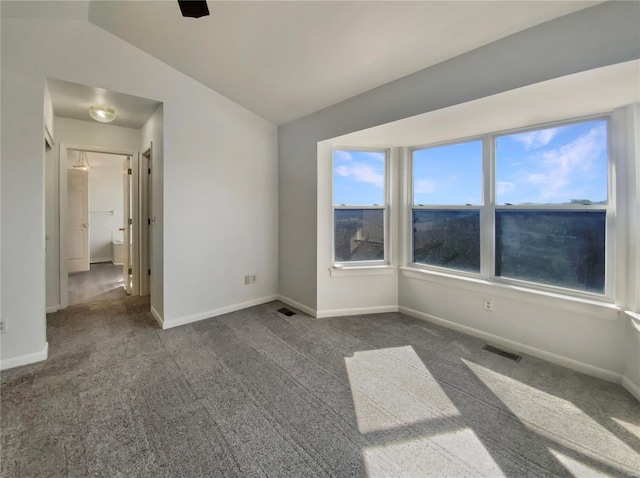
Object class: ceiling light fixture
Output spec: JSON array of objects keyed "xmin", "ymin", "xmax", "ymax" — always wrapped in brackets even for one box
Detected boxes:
[
  {"xmin": 89, "ymin": 106, "xmax": 116, "ymax": 123},
  {"xmin": 73, "ymin": 151, "xmax": 92, "ymax": 170}
]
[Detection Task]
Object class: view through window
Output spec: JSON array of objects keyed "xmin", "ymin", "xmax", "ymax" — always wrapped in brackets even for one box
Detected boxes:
[
  {"xmin": 409, "ymin": 118, "xmax": 609, "ymax": 294},
  {"xmin": 333, "ymin": 150, "xmax": 387, "ymax": 263},
  {"xmin": 412, "ymin": 140, "xmax": 482, "ymax": 273},
  {"xmin": 494, "ymin": 120, "xmax": 608, "ymax": 293}
]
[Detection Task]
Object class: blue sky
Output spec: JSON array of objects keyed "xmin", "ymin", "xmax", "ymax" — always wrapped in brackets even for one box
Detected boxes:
[
  {"xmin": 413, "ymin": 141, "xmax": 483, "ymax": 205},
  {"xmin": 334, "ymin": 119, "xmax": 608, "ymax": 206},
  {"xmin": 496, "ymin": 120, "xmax": 608, "ymax": 204},
  {"xmin": 333, "ymin": 150, "xmax": 385, "ymax": 205}
]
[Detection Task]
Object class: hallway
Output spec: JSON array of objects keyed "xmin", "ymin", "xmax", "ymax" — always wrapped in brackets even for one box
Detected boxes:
[{"xmin": 68, "ymin": 262, "xmax": 127, "ymax": 306}]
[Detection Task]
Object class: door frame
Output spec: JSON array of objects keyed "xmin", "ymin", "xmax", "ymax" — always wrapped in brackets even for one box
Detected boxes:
[
  {"xmin": 140, "ymin": 144, "xmax": 152, "ymax": 296},
  {"xmin": 59, "ymin": 144, "xmax": 141, "ymax": 309}
]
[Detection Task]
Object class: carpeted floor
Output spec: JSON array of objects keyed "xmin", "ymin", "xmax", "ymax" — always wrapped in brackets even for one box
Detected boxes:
[
  {"xmin": 1, "ymin": 297, "xmax": 639, "ymax": 477},
  {"xmin": 68, "ymin": 262, "xmax": 127, "ymax": 306}
]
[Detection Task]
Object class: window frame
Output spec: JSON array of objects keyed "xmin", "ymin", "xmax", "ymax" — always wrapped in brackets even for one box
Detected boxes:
[
  {"xmin": 407, "ymin": 114, "xmax": 614, "ymax": 302},
  {"xmin": 332, "ymin": 147, "xmax": 390, "ymax": 266},
  {"xmin": 409, "ymin": 136, "xmax": 485, "ymax": 279}
]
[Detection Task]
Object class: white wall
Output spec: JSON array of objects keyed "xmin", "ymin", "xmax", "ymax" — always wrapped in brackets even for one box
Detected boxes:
[
  {"xmin": 1, "ymin": 17, "xmax": 277, "ymax": 367},
  {"xmin": 623, "ymin": 314, "xmax": 640, "ymax": 400},
  {"xmin": 44, "ymin": 145, "xmax": 58, "ymax": 310},
  {"xmin": 619, "ymin": 104, "xmax": 640, "ymax": 399},
  {"xmin": 141, "ymin": 105, "xmax": 164, "ymax": 319},
  {"xmin": 43, "ymin": 84, "xmax": 57, "ymax": 309},
  {"xmin": 278, "ymin": 2, "xmax": 640, "ymax": 383},
  {"xmin": 45, "ymin": 117, "xmax": 142, "ymax": 310},
  {"xmin": 56, "ymin": 117, "xmax": 141, "ymax": 150}
]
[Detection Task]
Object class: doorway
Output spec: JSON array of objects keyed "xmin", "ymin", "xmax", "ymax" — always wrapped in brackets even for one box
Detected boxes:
[{"xmin": 59, "ymin": 145, "xmax": 148, "ymax": 308}]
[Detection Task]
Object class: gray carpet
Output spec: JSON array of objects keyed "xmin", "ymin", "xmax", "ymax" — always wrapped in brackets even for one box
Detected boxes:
[
  {"xmin": 1, "ymin": 297, "xmax": 639, "ymax": 477},
  {"xmin": 68, "ymin": 262, "xmax": 127, "ymax": 306}
]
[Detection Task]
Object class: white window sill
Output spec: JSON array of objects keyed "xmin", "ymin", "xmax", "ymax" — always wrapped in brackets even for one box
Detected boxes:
[
  {"xmin": 330, "ymin": 265, "xmax": 396, "ymax": 278},
  {"xmin": 400, "ymin": 266, "xmax": 621, "ymax": 320}
]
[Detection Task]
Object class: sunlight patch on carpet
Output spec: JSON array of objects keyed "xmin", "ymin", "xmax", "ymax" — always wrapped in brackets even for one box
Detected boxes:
[
  {"xmin": 549, "ymin": 449, "xmax": 611, "ymax": 478},
  {"xmin": 363, "ymin": 429, "xmax": 506, "ymax": 477},
  {"xmin": 462, "ymin": 358, "xmax": 640, "ymax": 475},
  {"xmin": 611, "ymin": 417, "xmax": 640, "ymax": 440},
  {"xmin": 345, "ymin": 345, "xmax": 459, "ymax": 434}
]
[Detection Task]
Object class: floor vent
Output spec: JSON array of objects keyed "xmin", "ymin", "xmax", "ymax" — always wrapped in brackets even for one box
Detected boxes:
[
  {"xmin": 482, "ymin": 344, "xmax": 522, "ymax": 362},
  {"xmin": 277, "ymin": 307, "xmax": 296, "ymax": 317}
]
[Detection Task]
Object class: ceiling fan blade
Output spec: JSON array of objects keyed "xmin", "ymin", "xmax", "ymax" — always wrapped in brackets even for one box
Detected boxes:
[{"xmin": 178, "ymin": 0, "xmax": 210, "ymax": 18}]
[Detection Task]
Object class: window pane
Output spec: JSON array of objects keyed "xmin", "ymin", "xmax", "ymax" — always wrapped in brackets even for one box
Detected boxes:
[
  {"xmin": 335, "ymin": 209, "xmax": 384, "ymax": 262},
  {"xmin": 495, "ymin": 211, "xmax": 605, "ymax": 293},
  {"xmin": 333, "ymin": 150, "xmax": 385, "ymax": 206},
  {"xmin": 413, "ymin": 210, "xmax": 480, "ymax": 273},
  {"xmin": 496, "ymin": 120, "xmax": 608, "ymax": 205},
  {"xmin": 413, "ymin": 141, "xmax": 482, "ymax": 205}
]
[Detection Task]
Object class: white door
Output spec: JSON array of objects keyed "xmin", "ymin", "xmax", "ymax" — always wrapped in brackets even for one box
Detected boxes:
[
  {"xmin": 67, "ymin": 169, "xmax": 90, "ymax": 272},
  {"xmin": 123, "ymin": 156, "xmax": 133, "ymax": 294}
]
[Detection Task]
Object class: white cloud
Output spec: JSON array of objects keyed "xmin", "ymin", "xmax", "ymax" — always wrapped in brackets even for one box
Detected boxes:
[
  {"xmin": 335, "ymin": 165, "xmax": 349, "ymax": 176},
  {"xmin": 414, "ymin": 179, "xmax": 436, "ymax": 194},
  {"xmin": 513, "ymin": 127, "xmax": 559, "ymax": 150},
  {"xmin": 334, "ymin": 150, "xmax": 353, "ymax": 162},
  {"xmin": 336, "ymin": 163, "xmax": 384, "ymax": 189},
  {"xmin": 334, "ymin": 150, "xmax": 385, "ymax": 163},
  {"xmin": 496, "ymin": 181, "xmax": 515, "ymax": 196},
  {"xmin": 525, "ymin": 124, "xmax": 606, "ymax": 200}
]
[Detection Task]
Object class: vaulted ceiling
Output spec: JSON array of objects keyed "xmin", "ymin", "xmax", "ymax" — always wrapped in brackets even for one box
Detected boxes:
[{"xmin": 3, "ymin": 1, "xmax": 602, "ymax": 125}]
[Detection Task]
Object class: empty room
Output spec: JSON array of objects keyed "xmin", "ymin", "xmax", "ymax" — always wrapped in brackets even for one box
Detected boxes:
[{"xmin": 1, "ymin": 1, "xmax": 639, "ymax": 476}]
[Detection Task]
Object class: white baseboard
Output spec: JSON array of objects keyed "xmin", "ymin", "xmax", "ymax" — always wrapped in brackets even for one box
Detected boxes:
[
  {"xmin": 46, "ymin": 305, "xmax": 60, "ymax": 314},
  {"xmin": 276, "ymin": 295, "xmax": 318, "ymax": 317},
  {"xmin": 316, "ymin": 304, "xmax": 399, "ymax": 319},
  {"xmin": 0, "ymin": 342, "xmax": 48, "ymax": 371},
  {"xmin": 162, "ymin": 295, "xmax": 278, "ymax": 330},
  {"xmin": 399, "ymin": 306, "xmax": 622, "ymax": 384},
  {"xmin": 150, "ymin": 306, "xmax": 163, "ymax": 328},
  {"xmin": 275, "ymin": 295, "xmax": 400, "ymax": 319},
  {"xmin": 622, "ymin": 376, "xmax": 640, "ymax": 402}
]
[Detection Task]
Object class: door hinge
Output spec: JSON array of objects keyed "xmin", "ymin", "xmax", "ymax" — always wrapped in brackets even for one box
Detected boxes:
[
  {"xmin": 128, "ymin": 268, "xmax": 133, "ymax": 275},
  {"xmin": 148, "ymin": 218, "xmax": 151, "ymax": 225},
  {"xmin": 128, "ymin": 218, "xmax": 133, "ymax": 225},
  {"xmin": 148, "ymin": 269, "xmax": 151, "ymax": 276},
  {"xmin": 127, "ymin": 168, "xmax": 132, "ymax": 175},
  {"xmin": 148, "ymin": 168, "xmax": 151, "ymax": 174}
]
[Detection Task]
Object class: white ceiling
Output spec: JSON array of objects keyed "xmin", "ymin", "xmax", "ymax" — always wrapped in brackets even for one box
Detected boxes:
[
  {"xmin": 4, "ymin": 1, "xmax": 601, "ymax": 125},
  {"xmin": 47, "ymin": 78, "xmax": 162, "ymax": 129}
]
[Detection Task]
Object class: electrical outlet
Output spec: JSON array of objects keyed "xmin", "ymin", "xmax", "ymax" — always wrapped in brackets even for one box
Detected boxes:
[
  {"xmin": 244, "ymin": 275, "xmax": 251, "ymax": 285},
  {"xmin": 483, "ymin": 299, "xmax": 494, "ymax": 312},
  {"xmin": 251, "ymin": 274, "xmax": 257, "ymax": 283}
]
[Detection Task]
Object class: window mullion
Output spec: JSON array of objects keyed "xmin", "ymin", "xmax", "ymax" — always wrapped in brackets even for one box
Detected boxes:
[{"xmin": 481, "ymin": 135, "xmax": 494, "ymax": 279}]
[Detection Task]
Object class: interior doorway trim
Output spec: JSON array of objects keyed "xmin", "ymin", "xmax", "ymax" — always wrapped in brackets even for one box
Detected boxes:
[
  {"xmin": 140, "ymin": 144, "xmax": 152, "ymax": 297},
  {"xmin": 58, "ymin": 143, "xmax": 140, "ymax": 309}
]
